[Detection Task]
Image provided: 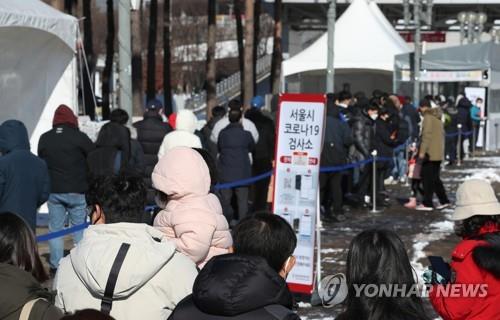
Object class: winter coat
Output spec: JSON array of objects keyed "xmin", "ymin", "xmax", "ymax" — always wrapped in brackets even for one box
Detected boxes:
[
  {"xmin": 322, "ymin": 105, "xmax": 353, "ymax": 166},
  {"xmin": 470, "ymin": 105, "xmax": 481, "ymax": 125},
  {"xmin": 54, "ymin": 223, "xmax": 197, "ymax": 320},
  {"xmin": 0, "ymin": 263, "xmax": 63, "ymax": 320},
  {"xmin": 127, "ymin": 126, "xmax": 145, "ymax": 176},
  {"xmin": 245, "ymin": 108, "xmax": 275, "ymax": 162},
  {"xmin": 429, "ymin": 236, "xmax": 500, "ymax": 320},
  {"xmin": 87, "ymin": 122, "xmax": 131, "ymax": 177},
  {"xmin": 419, "ymin": 108, "xmax": 444, "ymax": 161},
  {"xmin": 218, "ymin": 123, "xmax": 255, "ymax": 183},
  {"xmin": 210, "ymin": 116, "xmax": 259, "ymax": 144},
  {"xmin": 152, "ymin": 147, "xmax": 232, "ymax": 267},
  {"xmin": 350, "ymin": 110, "xmax": 375, "ymax": 160},
  {"xmin": 457, "ymin": 99, "xmax": 472, "ymax": 133},
  {"xmin": 374, "ymin": 118, "xmax": 399, "ymax": 159},
  {"xmin": 201, "ymin": 116, "xmax": 224, "ymax": 160},
  {"xmin": 168, "ymin": 254, "xmax": 300, "ymax": 320},
  {"xmin": 157, "ymin": 110, "xmax": 202, "ymax": 158},
  {"xmin": 38, "ymin": 122, "xmax": 95, "ymax": 194},
  {"xmin": 134, "ymin": 110, "xmax": 172, "ymax": 204},
  {"xmin": 444, "ymin": 107, "xmax": 459, "ymax": 134},
  {"xmin": 402, "ymin": 103, "xmax": 421, "ymax": 140},
  {"xmin": 0, "ymin": 120, "xmax": 50, "ymax": 230}
]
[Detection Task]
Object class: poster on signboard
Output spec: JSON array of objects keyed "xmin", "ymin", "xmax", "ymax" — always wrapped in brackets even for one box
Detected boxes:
[
  {"xmin": 272, "ymin": 94, "xmax": 326, "ymax": 294},
  {"xmin": 465, "ymin": 87, "xmax": 487, "ymax": 148}
]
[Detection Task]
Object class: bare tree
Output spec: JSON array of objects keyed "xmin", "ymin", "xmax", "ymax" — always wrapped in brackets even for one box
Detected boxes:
[
  {"xmin": 163, "ymin": 0, "xmax": 173, "ymax": 115},
  {"xmin": 252, "ymin": 0, "xmax": 261, "ymax": 94},
  {"xmin": 82, "ymin": 0, "xmax": 95, "ymax": 119},
  {"xmin": 147, "ymin": 0, "xmax": 158, "ymax": 101},
  {"xmin": 234, "ymin": 0, "xmax": 244, "ymax": 99},
  {"xmin": 49, "ymin": 0, "xmax": 64, "ymax": 10},
  {"xmin": 65, "ymin": 0, "xmax": 77, "ymax": 14},
  {"xmin": 206, "ymin": 0, "xmax": 217, "ymax": 117},
  {"xmin": 270, "ymin": 0, "xmax": 282, "ymax": 95},
  {"xmin": 243, "ymin": 0, "xmax": 254, "ymax": 108},
  {"xmin": 102, "ymin": 0, "xmax": 114, "ymax": 119},
  {"xmin": 132, "ymin": 1, "xmax": 144, "ymax": 116}
]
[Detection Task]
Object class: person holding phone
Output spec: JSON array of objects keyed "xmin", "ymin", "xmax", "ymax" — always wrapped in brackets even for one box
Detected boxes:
[{"xmin": 428, "ymin": 179, "xmax": 500, "ymax": 320}]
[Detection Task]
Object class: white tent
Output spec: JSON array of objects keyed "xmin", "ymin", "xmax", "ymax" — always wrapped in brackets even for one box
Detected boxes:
[
  {"xmin": 282, "ymin": 0, "xmax": 410, "ymax": 77},
  {"xmin": 0, "ymin": 0, "xmax": 78, "ymax": 153}
]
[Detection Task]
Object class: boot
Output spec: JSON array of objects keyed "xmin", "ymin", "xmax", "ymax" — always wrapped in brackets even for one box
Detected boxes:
[{"xmin": 404, "ymin": 197, "xmax": 417, "ymax": 209}]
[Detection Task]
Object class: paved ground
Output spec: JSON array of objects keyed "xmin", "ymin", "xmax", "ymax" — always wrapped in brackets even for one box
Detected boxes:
[
  {"xmin": 297, "ymin": 153, "xmax": 500, "ymax": 319},
  {"xmin": 36, "ymin": 153, "xmax": 500, "ymax": 319}
]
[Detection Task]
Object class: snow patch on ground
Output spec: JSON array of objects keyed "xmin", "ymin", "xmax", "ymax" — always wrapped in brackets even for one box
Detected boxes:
[
  {"xmin": 466, "ymin": 168, "xmax": 500, "ymax": 183},
  {"xmin": 321, "ymin": 248, "xmax": 344, "ymax": 254},
  {"xmin": 297, "ymin": 302, "xmax": 312, "ymax": 308},
  {"xmin": 429, "ymin": 220, "xmax": 454, "ymax": 232}
]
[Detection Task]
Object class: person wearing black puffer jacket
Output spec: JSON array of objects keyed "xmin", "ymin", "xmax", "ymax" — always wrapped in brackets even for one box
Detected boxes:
[
  {"xmin": 320, "ymin": 98, "xmax": 353, "ymax": 222},
  {"xmin": 169, "ymin": 213, "xmax": 300, "ymax": 320},
  {"xmin": 133, "ymin": 100, "xmax": 172, "ymax": 204}
]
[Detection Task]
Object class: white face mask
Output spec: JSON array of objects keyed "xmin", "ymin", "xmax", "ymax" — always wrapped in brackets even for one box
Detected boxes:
[
  {"xmin": 477, "ymin": 103, "xmax": 483, "ymax": 108},
  {"xmin": 370, "ymin": 114, "xmax": 378, "ymax": 121}
]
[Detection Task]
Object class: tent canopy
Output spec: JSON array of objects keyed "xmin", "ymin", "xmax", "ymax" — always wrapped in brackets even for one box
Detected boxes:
[
  {"xmin": 395, "ymin": 42, "xmax": 500, "ymax": 72},
  {"xmin": 0, "ymin": 0, "xmax": 77, "ymax": 50},
  {"xmin": 282, "ymin": 0, "xmax": 410, "ymax": 77},
  {"xmin": 0, "ymin": 0, "xmax": 78, "ymax": 152}
]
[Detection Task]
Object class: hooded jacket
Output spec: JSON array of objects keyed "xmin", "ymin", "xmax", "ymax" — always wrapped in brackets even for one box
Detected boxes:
[
  {"xmin": 350, "ymin": 109, "xmax": 375, "ymax": 160},
  {"xmin": 38, "ymin": 106, "xmax": 95, "ymax": 194},
  {"xmin": 0, "ymin": 120, "xmax": 50, "ymax": 230},
  {"xmin": 429, "ymin": 235, "xmax": 500, "ymax": 320},
  {"xmin": 0, "ymin": 263, "xmax": 63, "ymax": 320},
  {"xmin": 54, "ymin": 223, "xmax": 197, "ymax": 320},
  {"xmin": 168, "ymin": 254, "xmax": 300, "ymax": 320},
  {"xmin": 419, "ymin": 108, "xmax": 444, "ymax": 161},
  {"xmin": 87, "ymin": 122, "xmax": 131, "ymax": 177},
  {"xmin": 152, "ymin": 147, "xmax": 232, "ymax": 267},
  {"xmin": 134, "ymin": 110, "xmax": 172, "ymax": 204},
  {"xmin": 322, "ymin": 105, "xmax": 354, "ymax": 166},
  {"xmin": 157, "ymin": 110, "xmax": 202, "ymax": 158}
]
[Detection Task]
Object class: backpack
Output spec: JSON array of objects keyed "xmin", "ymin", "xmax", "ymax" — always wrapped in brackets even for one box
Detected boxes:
[{"xmin": 19, "ymin": 298, "xmax": 44, "ymax": 320}]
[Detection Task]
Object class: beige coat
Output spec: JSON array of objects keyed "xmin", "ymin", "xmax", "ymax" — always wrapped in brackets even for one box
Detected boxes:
[{"xmin": 419, "ymin": 108, "xmax": 444, "ymax": 161}]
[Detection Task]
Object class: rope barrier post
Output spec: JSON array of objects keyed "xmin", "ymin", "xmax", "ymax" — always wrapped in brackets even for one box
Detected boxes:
[
  {"xmin": 495, "ymin": 123, "xmax": 499, "ymax": 152},
  {"xmin": 481, "ymin": 120, "xmax": 486, "ymax": 155},
  {"xmin": 404, "ymin": 142, "xmax": 410, "ymax": 187},
  {"xmin": 457, "ymin": 124, "xmax": 462, "ymax": 166},
  {"xmin": 370, "ymin": 150, "xmax": 380, "ymax": 214},
  {"xmin": 472, "ymin": 123, "xmax": 477, "ymax": 157}
]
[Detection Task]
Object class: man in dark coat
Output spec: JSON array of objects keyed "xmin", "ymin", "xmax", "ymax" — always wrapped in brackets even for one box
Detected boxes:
[
  {"xmin": 0, "ymin": 120, "xmax": 50, "ymax": 230},
  {"xmin": 320, "ymin": 101, "xmax": 353, "ymax": 222},
  {"xmin": 456, "ymin": 97, "xmax": 472, "ymax": 161},
  {"xmin": 218, "ymin": 108, "xmax": 255, "ymax": 223},
  {"xmin": 201, "ymin": 105, "xmax": 226, "ymax": 160},
  {"xmin": 444, "ymin": 100, "xmax": 459, "ymax": 165},
  {"xmin": 133, "ymin": 99, "xmax": 172, "ymax": 204},
  {"xmin": 169, "ymin": 213, "xmax": 300, "ymax": 320},
  {"xmin": 38, "ymin": 105, "xmax": 95, "ymax": 270},
  {"xmin": 245, "ymin": 96, "xmax": 275, "ymax": 212}
]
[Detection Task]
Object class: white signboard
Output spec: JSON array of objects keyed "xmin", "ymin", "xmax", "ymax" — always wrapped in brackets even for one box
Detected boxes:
[
  {"xmin": 465, "ymin": 87, "xmax": 487, "ymax": 148},
  {"xmin": 401, "ymin": 70, "xmax": 484, "ymax": 82},
  {"xmin": 273, "ymin": 94, "xmax": 325, "ymax": 294}
]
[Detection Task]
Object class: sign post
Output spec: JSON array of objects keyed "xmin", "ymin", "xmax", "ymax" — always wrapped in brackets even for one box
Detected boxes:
[{"xmin": 272, "ymin": 94, "xmax": 326, "ymax": 295}]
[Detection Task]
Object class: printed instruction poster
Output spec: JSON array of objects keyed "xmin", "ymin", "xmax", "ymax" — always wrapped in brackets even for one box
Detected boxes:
[
  {"xmin": 273, "ymin": 94, "xmax": 326, "ymax": 294},
  {"xmin": 465, "ymin": 87, "xmax": 487, "ymax": 147}
]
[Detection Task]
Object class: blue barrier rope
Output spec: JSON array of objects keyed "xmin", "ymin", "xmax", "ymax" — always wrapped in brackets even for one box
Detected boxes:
[
  {"xmin": 446, "ymin": 130, "xmax": 473, "ymax": 138},
  {"xmin": 35, "ymin": 156, "xmax": 397, "ymax": 242},
  {"xmin": 37, "ymin": 222, "xmax": 90, "ymax": 243}
]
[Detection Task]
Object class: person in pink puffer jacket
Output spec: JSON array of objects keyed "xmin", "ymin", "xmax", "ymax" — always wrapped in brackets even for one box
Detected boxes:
[{"xmin": 152, "ymin": 147, "xmax": 232, "ymax": 268}]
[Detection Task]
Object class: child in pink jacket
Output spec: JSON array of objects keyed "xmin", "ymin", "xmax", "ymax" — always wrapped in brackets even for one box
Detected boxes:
[{"xmin": 152, "ymin": 147, "xmax": 232, "ymax": 268}]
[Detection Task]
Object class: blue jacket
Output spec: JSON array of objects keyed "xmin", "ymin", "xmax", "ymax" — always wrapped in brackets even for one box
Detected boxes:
[
  {"xmin": 0, "ymin": 120, "xmax": 50, "ymax": 230},
  {"xmin": 217, "ymin": 123, "xmax": 255, "ymax": 183},
  {"xmin": 470, "ymin": 105, "xmax": 481, "ymax": 124}
]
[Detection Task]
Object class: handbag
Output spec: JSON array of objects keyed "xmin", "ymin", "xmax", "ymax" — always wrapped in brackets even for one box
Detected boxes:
[{"xmin": 19, "ymin": 298, "xmax": 44, "ymax": 320}]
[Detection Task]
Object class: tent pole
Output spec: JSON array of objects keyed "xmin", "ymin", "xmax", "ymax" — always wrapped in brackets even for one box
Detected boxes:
[
  {"xmin": 413, "ymin": 0, "xmax": 421, "ymax": 106},
  {"xmin": 326, "ymin": 0, "xmax": 336, "ymax": 93},
  {"xmin": 118, "ymin": 0, "xmax": 133, "ymax": 123}
]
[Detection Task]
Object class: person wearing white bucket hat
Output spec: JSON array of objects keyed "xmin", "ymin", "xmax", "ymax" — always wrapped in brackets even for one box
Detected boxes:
[{"xmin": 429, "ymin": 179, "xmax": 500, "ymax": 320}]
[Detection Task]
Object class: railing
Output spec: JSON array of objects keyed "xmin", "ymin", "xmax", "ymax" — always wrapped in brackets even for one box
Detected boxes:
[{"xmin": 187, "ymin": 54, "xmax": 272, "ymax": 114}]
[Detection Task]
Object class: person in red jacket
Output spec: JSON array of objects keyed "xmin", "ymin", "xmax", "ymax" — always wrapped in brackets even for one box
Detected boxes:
[{"xmin": 428, "ymin": 179, "xmax": 500, "ymax": 320}]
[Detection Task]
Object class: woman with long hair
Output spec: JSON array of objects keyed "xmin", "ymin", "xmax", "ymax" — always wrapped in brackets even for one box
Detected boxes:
[
  {"xmin": 337, "ymin": 229, "xmax": 430, "ymax": 320},
  {"xmin": 0, "ymin": 213, "xmax": 63, "ymax": 320},
  {"xmin": 429, "ymin": 179, "xmax": 500, "ymax": 319}
]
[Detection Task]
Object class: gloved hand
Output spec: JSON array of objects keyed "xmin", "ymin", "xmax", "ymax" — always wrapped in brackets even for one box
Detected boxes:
[{"xmin": 423, "ymin": 268, "xmax": 448, "ymax": 285}]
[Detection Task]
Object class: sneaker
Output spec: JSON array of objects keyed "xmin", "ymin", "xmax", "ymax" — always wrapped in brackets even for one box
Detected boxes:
[
  {"xmin": 384, "ymin": 177, "xmax": 397, "ymax": 185},
  {"xmin": 404, "ymin": 197, "xmax": 417, "ymax": 209},
  {"xmin": 436, "ymin": 203, "xmax": 451, "ymax": 210},
  {"xmin": 416, "ymin": 204, "xmax": 433, "ymax": 211}
]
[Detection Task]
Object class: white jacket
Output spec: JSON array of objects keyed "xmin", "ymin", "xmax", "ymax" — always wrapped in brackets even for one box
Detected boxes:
[
  {"xmin": 210, "ymin": 116, "xmax": 259, "ymax": 144},
  {"xmin": 158, "ymin": 110, "xmax": 202, "ymax": 158},
  {"xmin": 54, "ymin": 223, "xmax": 197, "ymax": 320}
]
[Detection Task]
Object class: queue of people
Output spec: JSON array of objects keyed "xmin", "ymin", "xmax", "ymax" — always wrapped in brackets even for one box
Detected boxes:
[{"xmin": 0, "ymin": 89, "xmax": 498, "ymax": 319}]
